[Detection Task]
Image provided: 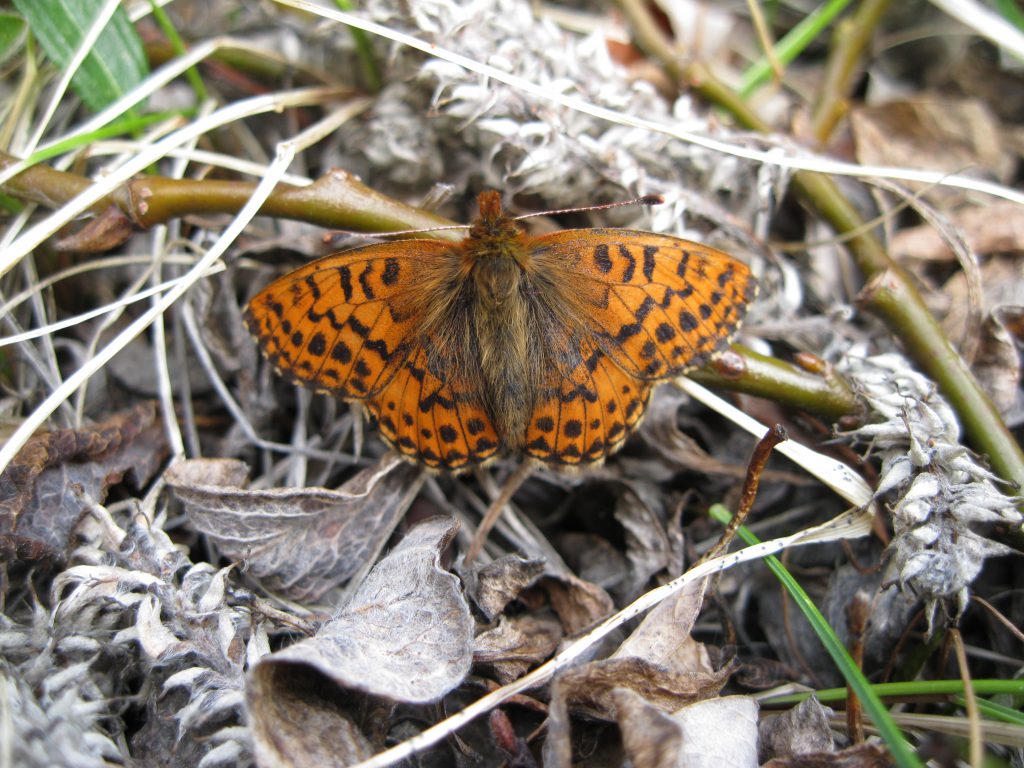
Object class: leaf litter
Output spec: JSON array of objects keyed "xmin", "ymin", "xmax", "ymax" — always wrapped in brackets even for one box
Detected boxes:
[{"xmin": 0, "ymin": 0, "xmax": 1021, "ymax": 767}]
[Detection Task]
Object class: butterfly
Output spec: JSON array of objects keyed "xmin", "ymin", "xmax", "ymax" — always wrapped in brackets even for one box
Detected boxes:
[{"xmin": 244, "ymin": 191, "xmax": 756, "ymax": 472}]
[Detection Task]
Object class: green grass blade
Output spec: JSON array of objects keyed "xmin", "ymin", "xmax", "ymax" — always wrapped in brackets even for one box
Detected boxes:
[
  {"xmin": 12, "ymin": 0, "xmax": 149, "ymax": 112},
  {"xmin": 764, "ymin": 679, "xmax": 1024, "ymax": 707},
  {"xmin": 0, "ymin": 13, "xmax": 26, "ymax": 65},
  {"xmin": 739, "ymin": 0, "xmax": 855, "ymax": 97},
  {"xmin": 709, "ymin": 503, "xmax": 922, "ymax": 767},
  {"xmin": 146, "ymin": 0, "xmax": 208, "ymax": 103},
  {"xmin": 994, "ymin": 0, "xmax": 1024, "ymax": 31},
  {"xmin": 332, "ymin": 0, "xmax": 382, "ymax": 91}
]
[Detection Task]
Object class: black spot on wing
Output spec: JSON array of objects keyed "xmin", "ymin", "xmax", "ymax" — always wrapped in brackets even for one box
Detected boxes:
[
  {"xmin": 338, "ymin": 266, "xmax": 353, "ymax": 301},
  {"xmin": 382, "ymin": 258, "xmax": 400, "ymax": 286},
  {"xmin": 618, "ymin": 245, "xmax": 635, "ymax": 282},
  {"xmin": 642, "ymin": 245, "xmax": 657, "ymax": 280}
]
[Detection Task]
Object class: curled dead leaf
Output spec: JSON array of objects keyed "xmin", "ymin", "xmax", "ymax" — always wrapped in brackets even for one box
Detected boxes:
[
  {"xmin": 612, "ymin": 687, "xmax": 684, "ymax": 768},
  {"xmin": 464, "ymin": 553, "xmax": 546, "ymax": 621},
  {"xmin": 474, "ymin": 614, "xmax": 562, "ymax": 683},
  {"xmin": 556, "ymin": 655, "xmax": 730, "ymax": 719},
  {"xmin": 247, "ymin": 517, "xmax": 473, "ymax": 766},
  {"xmin": 540, "ymin": 570, "xmax": 615, "ymax": 635},
  {"xmin": 758, "ymin": 696, "xmax": 834, "ymax": 762},
  {"xmin": 609, "ymin": 688, "xmax": 760, "ymax": 768},
  {"xmin": 165, "ymin": 455, "xmax": 423, "ymax": 601},
  {"xmin": 0, "ymin": 402, "xmax": 168, "ymax": 564}
]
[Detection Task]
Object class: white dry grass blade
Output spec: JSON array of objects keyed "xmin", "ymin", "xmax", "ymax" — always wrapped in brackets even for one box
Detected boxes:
[
  {"xmin": 929, "ymin": 0, "xmax": 1024, "ymax": 62},
  {"xmin": 0, "ymin": 86, "xmax": 344, "ymax": 276},
  {"xmin": 350, "ymin": 509, "xmax": 874, "ymax": 768},
  {"xmin": 0, "ymin": 37, "xmax": 307, "ymax": 190},
  {"xmin": 677, "ymin": 377, "xmax": 875, "ymax": 509},
  {"xmin": 87, "ymin": 142, "xmax": 314, "ymax": 186},
  {"xmin": 0, "ymin": 95, "xmax": 370, "ymax": 477},
  {"xmin": 143, "ymin": 101, "xmax": 219, "ymax": 460},
  {"xmin": 271, "ymin": 0, "xmax": 1024, "ymax": 207},
  {"xmin": 0, "ymin": 253, "xmax": 204, "ymax": 324},
  {"xmin": 0, "ymin": 266, "xmax": 224, "ymax": 347}
]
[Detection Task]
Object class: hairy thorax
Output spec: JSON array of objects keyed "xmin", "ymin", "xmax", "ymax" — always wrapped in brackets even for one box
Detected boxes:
[{"xmin": 468, "ymin": 245, "xmax": 535, "ymax": 451}]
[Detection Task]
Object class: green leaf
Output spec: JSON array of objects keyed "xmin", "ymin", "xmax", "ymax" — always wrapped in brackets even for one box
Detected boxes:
[
  {"xmin": 0, "ymin": 13, "xmax": 27, "ymax": 65},
  {"xmin": 12, "ymin": 0, "xmax": 149, "ymax": 112}
]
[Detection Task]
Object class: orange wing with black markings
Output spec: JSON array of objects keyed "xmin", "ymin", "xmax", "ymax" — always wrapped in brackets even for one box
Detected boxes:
[
  {"xmin": 530, "ymin": 229, "xmax": 755, "ymax": 380},
  {"xmin": 367, "ymin": 345, "xmax": 500, "ymax": 471},
  {"xmin": 244, "ymin": 239, "xmax": 501, "ymax": 471},
  {"xmin": 246, "ymin": 191, "xmax": 757, "ymax": 473},
  {"xmin": 244, "ymin": 242, "xmax": 451, "ymax": 400},
  {"xmin": 524, "ymin": 337, "xmax": 651, "ymax": 467}
]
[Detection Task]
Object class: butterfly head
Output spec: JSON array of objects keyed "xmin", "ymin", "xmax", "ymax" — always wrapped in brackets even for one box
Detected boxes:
[
  {"xmin": 460, "ymin": 191, "xmax": 534, "ymax": 309},
  {"xmin": 466, "ymin": 191, "xmax": 526, "ymax": 253}
]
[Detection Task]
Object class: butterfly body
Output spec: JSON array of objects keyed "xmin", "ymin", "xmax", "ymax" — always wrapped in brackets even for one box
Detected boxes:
[{"xmin": 245, "ymin": 191, "xmax": 755, "ymax": 472}]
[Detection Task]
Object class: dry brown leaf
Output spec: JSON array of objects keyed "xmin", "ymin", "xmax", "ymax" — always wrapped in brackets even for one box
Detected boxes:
[
  {"xmin": 557, "ymin": 655, "xmax": 729, "ymax": 718},
  {"xmin": 165, "ymin": 455, "xmax": 423, "ymax": 601},
  {"xmin": 611, "ymin": 480, "xmax": 673, "ymax": 599},
  {"xmin": 465, "ymin": 553, "xmax": 546, "ymax": 621},
  {"xmin": 637, "ymin": 388, "xmax": 804, "ymax": 486},
  {"xmin": 540, "ymin": 570, "xmax": 615, "ymax": 635},
  {"xmin": 613, "ymin": 578, "xmax": 707, "ymax": 665},
  {"xmin": 474, "ymin": 614, "xmax": 562, "ymax": 683},
  {"xmin": 934, "ymin": 256, "xmax": 1024, "ymax": 413},
  {"xmin": 555, "ymin": 577, "xmax": 726, "ymax": 720},
  {"xmin": 555, "ymin": 530, "xmax": 629, "ymax": 594},
  {"xmin": 891, "ymin": 201, "xmax": 1024, "ymax": 262},
  {"xmin": 762, "ymin": 742, "xmax": 892, "ymax": 768},
  {"xmin": 248, "ymin": 664, "xmax": 374, "ymax": 768},
  {"xmin": 612, "ymin": 689, "xmax": 759, "ymax": 768},
  {"xmin": 731, "ymin": 656, "xmax": 801, "ymax": 690},
  {"xmin": 639, "ymin": 388, "xmax": 750, "ymax": 479},
  {"xmin": 247, "ymin": 516, "xmax": 472, "ymax": 764},
  {"xmin": 972, "ymin": 312, "xmax": 1022, "ymax": 416},
  {"xmin": 850, "ymin": 98, "xmax": 1014, "ymax": 200},
  {"xmin": 613, "ymin": 687, "xmax": 683, "ymax": 768},
  {"xmin": 758, "ymin": 696, "xmax": 835, "ymax": 762},
  {"xmin": 0, "ymin": 402, "xmax": 168, "ymax": 564},
  {"xmin": 259, "ymin": 514, "xmax": 472, "ymax": 702}
]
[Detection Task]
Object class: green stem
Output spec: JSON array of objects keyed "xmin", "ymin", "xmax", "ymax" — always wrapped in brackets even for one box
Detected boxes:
[{"xmin": 689, "ymin": 343, "xmax": 863, "ymax": 423}]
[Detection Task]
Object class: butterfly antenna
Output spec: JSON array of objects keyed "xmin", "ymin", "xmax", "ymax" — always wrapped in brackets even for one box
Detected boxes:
[
  {"xmin": 512, "ymin": 194, "xmax": 665, "ymax": 221},
  {"xmin": 322, "ymin": 223, "xmax": 471, "ymax": 245}
]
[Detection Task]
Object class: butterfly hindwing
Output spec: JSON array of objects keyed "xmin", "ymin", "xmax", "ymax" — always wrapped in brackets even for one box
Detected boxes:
[
  {"xmin": 368, "ymin": 345, "xmax": 500, "ymax": 471},
  {"xmin": 525, "ymin": 338, "xmax": 651, "ymax": 467},
  {"xmin": 531, "ymin": 230, "xmax": 755, "ymax": 380}
]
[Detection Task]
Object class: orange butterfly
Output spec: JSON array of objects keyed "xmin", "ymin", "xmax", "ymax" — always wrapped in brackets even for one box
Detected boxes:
[{"xmin": 244, "ymin": 191, "xmax": 755, "ymax": 471}]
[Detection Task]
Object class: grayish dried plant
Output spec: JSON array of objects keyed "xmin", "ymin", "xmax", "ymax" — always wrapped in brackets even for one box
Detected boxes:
[{"xmin": 841, "ymin": 354, "xmax": 1020, "ymax": 628}]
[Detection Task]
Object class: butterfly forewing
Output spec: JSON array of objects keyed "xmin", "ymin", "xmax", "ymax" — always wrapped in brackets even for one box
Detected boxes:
[
  {"xmin": 531, "ymin": 229, "xmax": 755, "ymax": 380},
  {"xmin": 244, "ymin": 241, "xmax": 453, "ymax": 400},
  {"xmin": 246, "ymin": 238, "xmax": 501, "ymax": 471}
]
